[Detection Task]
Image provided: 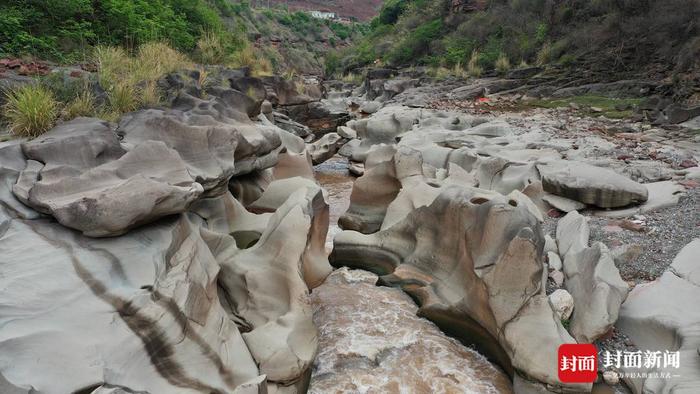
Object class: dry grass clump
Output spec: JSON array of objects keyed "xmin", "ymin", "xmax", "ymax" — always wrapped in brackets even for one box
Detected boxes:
[
  {"xmin": 495, "ymin": 52, "xmax": 511, "ymax": 74},
  {"xmin": 467, "ymin": 50, "xmax": 483, "ymax": 77},
  {"xmin": 3, "ymin": 84, "xmax": 58, "ymax": 137},
  {"xmin": 94, "ymin": 42, "xmax": 192, "ymax": 114},
  {"xmin": 341, "ymin": 72, "xmax": 363, "ymax": 84},
  {"xmin": 231, "ymin": 45, "xmax": 273, "ymax": 77},
  {"xmin": 63, "ymin": 89, "xmax": 95, "ymax": 119}
]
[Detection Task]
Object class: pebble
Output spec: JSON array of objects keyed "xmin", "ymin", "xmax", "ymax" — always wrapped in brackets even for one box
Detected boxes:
[
  {"xmin": 548, "ymin": 289, "xmax": 574, "ymax": 320},
  {"xmin": 549, "ymin": 270, "xmax": 565, "ymax": 288}
]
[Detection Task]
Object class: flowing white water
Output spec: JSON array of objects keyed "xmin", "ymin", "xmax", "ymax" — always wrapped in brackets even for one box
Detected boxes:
[{"xmin": 311, "ymin": 157, "xmax": 513, "ymax": 394}]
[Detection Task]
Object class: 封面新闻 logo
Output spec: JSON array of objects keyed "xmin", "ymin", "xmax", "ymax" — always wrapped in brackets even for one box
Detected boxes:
[{"xmin": 558, "ymin": 344, "xmax": 598, "ymax": 383}]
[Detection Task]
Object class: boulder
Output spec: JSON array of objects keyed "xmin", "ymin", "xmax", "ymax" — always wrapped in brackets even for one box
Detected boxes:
[
  {"xmin": 617, "ymin": 239, "xmax": 700, "ymax": 393},
  {"xmin": 217, "ymin": 186, "xmax": 330, "ymax": 387},
  {"xmin": 538, "ymin": 161, "xmax": 648, "ymax": 208},
  {"xmin": 544, "ymin": 234, "xmax": 558, "ymax": 254},
  {"xmin": 260, "ymin": 75, "xmax": 314, "ymax": 106},
  {"xmin": 307, "ymin": 132, "xmax": 347, "ymax": 165},
  {"xmin": 547, "ymin": 251, "xmax": 563, "ymax": 271},
  {"xmin": 271, "ymin": 112, "xmax": 312, "ymax": 138},
  {"xmin": 16, "ymin": 126, "xmax": 203, "ymax": 237},
  {"xmin": 278, "ymin": 101, "xmax": 351, "ymax": 137},
  {"xmin": 563, "ymin": 242, "xmax": 629, "ymax": 343},
  {"xmin": 336, "ymin": 126, "xmax": 357, "ymax": 139},
  {"xmin": 556, "ymin": 211, "xmax": 590, "ymax": 260},
  {"xmin": 120, "ymin": 96, "xmax": 282, "ymax": 185},
  {"xmin": 360, "ymin": 101, "xmax": 381, "ymax": 114},
  {"xmin": 0, "ymin": 141, "xmax": 40, "ymax": 220}
]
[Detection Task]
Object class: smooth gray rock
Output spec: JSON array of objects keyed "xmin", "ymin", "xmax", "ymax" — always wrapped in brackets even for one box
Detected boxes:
[
  {"xmin": 617, "ymin": 239, "xmax": 700, "ymax": 394},
  {"xmin": 119, "ymin": 101, "xmax": 281, "ymax": 189},
  {"xmin": 336, "ymin": 126, "xmax": 357, "ymax": 139},
  {"xmin": 538, "ymin": 161, "xmax": 648, "ymax": 208},
  {"xmin": 563, "ymin": 242, "xmax": 629, "ymax": 343},
  {"xmin": 547, "ymin": 251, "xmax": 563, "ymax": 271},
  {"xmin": 0, "ymin": 141, "xmax": 40, "ymax": 220},
  {"xmin": 0, "ymin": 214, "xmax": 262, "ymax": 393},
  {"xmin": 593, "ymin": 181, "xmax": 685, "ymax": 218},
  {"xmin": 556, "ymin": 211, "xmax": 590, "ymax": 260},
  {"xmin": 10, "ymin": 119, "xmax": 206, "ymax": 237},
  {"xmin": 307, "ymin": 132, "xmax": 346, "ymax": 165},
  {"xmin": 360, "ymin": 101, "xmax": 381, "ymax": 114},
  {"xmin": 542, "ymin": 193, "xmax": 587, "ymax": 212}
]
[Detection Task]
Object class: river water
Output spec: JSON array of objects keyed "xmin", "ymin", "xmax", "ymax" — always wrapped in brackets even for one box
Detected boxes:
[{"xmin": 310, "ymin": 156, "xmax": 513, "ymax": 394}]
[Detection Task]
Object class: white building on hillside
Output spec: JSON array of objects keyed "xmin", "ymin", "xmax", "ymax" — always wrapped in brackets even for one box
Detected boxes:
[{"xmin": 309, "ymin": 10, "xmax": 337, "ymax": 20}]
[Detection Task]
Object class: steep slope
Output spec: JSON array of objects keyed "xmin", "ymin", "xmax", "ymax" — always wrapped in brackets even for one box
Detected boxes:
[
  {"xmin": 232, "ymin": 6, "xmax": 369, "ymax": 74},
  {"xmin": 337, "ymin": 0, "xmax": 700, "ymax": 98}
]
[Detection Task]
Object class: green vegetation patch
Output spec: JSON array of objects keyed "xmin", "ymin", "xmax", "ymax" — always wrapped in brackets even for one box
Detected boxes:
[{"xmin": 528, "ymin": 95, "xmax": 643, "ymax": 119}]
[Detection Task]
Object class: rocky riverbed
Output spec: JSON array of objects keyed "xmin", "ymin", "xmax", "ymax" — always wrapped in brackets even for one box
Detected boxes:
[{"xmin": 1, "ymin": 65, "xmax": 699, "ymax": 394}]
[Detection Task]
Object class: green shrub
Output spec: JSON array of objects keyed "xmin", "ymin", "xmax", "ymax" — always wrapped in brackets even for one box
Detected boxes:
[
  {"xmin": 0, "ymin": 0, "xmax": 224, "ymax": 60},
  {"xmin": 379, "ymin": 0, "xmax": 410, "ymax": 25},
  {"xmin": 324, "ymin": 51, "xmax": 341, "ymax": 77},
  {"xmin": 479, "ymin": 36, "xmax": 503, "ymax": 68},
  {"xmin": 3, "ymin": 84, "xmax": 58, "ymax": 138},
  {"xmin": 444, "ymin": 37, "xmax": 475, "ymax": 67},
  {"xmin": 559, "ymin": 54, "xmax": 576, "ymax": 67},
  {"xmin": 389, "ymin": 19, "xmax": 443, "ymax": 65}
]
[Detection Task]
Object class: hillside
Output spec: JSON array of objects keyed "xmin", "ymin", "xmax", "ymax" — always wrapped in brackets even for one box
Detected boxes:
[
  {"xmin": 335, "ymin": 0, "xmax": 700, "ymax": 99},
  {"xmin": 0, "ymin": 0, "xmax": 368, "ymax": 75},
  {"xmin": 265, "ymin": 0, "xmax": 384, "ymax": 21},
  {"xmin": 233, "ymin": 5, "xmax": 369, "ymax": 74}
]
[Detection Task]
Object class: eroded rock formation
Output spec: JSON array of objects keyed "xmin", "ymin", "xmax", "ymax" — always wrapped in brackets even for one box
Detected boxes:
[
  {"xmin": 331, "ymin": 182, "xmax": 591, "ymax": 392},
  {"xmin": 617, "ymin": 239, "xmax": 700, "ymax": 394},
  {"xmin": 0, "ymin": 70, "xmax": 331, "ymax": 394}
]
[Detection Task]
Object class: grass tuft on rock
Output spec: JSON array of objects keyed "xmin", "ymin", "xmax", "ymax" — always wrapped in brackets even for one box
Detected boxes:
[
  {"xmin": 3, "ymin": 84, "xmax": 58, "ymax": 138},
  {"xmin": 63, "ymin": 89, "xmax": 96, "ymax": 120}
]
